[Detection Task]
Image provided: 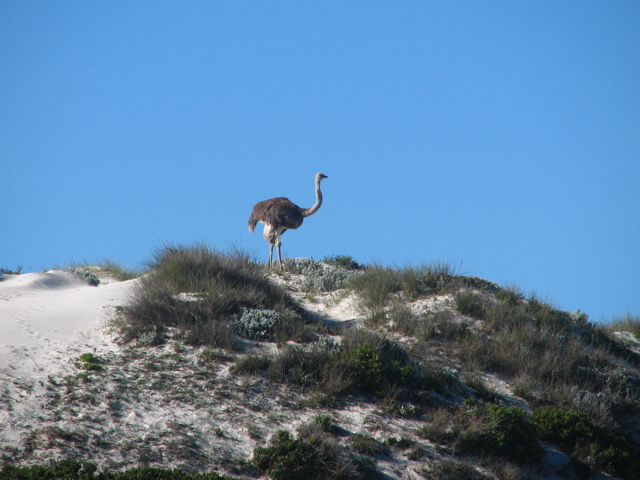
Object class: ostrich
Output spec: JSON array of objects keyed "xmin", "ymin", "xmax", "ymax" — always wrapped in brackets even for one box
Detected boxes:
[{"xmin": 248, "ymin": 172, "xmax": 328, "ymax": 268}]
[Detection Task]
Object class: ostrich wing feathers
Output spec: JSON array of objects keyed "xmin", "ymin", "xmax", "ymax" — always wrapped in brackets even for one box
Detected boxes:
[{"xmin": 250, "ymin": 197, "xmax": 304, "ymax": 231}]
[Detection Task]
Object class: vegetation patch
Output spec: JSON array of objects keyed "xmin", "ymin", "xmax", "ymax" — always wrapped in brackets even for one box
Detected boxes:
[
  {"xmin": 253, "ymin": 429, "xmax": 370, "ymax": 480},
  {"xmin": 115, "ymin": 244, "xmax": 305, "ymax": 348},
  {"xmin": 285, "ymin": 257, "xmax": 359, "ymax": 292},
  {"xmin": 454, "ymin": 402, "xmax": 541, "ymax": 463},
  {"xmin": 68, "ymin": 267, "xmax": 101, "ymax": 286},
  {"xmin": 532, "ymin": 406, "xmax": 638, "ymax": 478},
  {"xmin": 0, "ymin": 460, "xmax": 234, "ymax": 479},
  {"xmin": 76, "ymin": 353, "xmax": 104, "ymax": 372}
]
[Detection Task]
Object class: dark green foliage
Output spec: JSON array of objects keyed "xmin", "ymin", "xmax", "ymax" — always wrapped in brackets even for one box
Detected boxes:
[
  {"xmin": 322, "ymin": 255, "xmax": 363, "ymax": 270},
  {"xmin": 117, "ymin": 244, "xmax": 303, "ymax": 347},
  {"xmin": 253, "ymin": 430, "xmax": 369, "ymax": 480},
  {"xmin": 0, "ymin": 460, "xmax": 232, "ymax": 479},
  {"xmin": 253, "ymin": 430, "xmax": 323, "ymax": 480},
  {"xmin": 235, "ymin": 327, "xmax": 449, "ymax": 403},
  {"xmin": 455, "ymin": 403, "xmax": 541, "ymax": 463},
  {"xmin": 341, "ymin": 330, "xmax": 421, "ymax": 396},
  {"xmin": 346, "ymin": 347, "xmax": 384, "ymax": 394},
  {"xmin": 532, "ymin": 406, "xmax": 638, "ymax": 477},
  {"xmin": 76, "ymin": 353, "xmax": 103, "ymax": 372}
]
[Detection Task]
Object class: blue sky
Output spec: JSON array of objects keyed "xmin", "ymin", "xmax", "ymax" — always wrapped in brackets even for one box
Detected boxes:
[{"xmin": 2, "ymin": 2, "xmax": 638, "ymax": 322}]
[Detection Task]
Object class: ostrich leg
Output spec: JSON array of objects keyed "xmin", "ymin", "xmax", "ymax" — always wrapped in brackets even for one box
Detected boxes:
[
  {"xmin": 268, "ymin": 242, "xmax": 275, "ymax": 268},
  {"xmin": 277, "ymin": 241, "xmax": 283, "ymax": 269}
]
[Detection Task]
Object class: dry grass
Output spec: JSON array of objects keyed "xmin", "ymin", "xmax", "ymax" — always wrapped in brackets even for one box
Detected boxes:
[{"xmin": 115, "ymin": 243, "xmax": 305, "ymax": 348}]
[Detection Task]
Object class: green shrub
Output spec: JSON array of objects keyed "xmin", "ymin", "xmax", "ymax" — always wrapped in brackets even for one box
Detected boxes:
[
  {"xmin": 76, "ymin": 352, "xmax": 103, "ymax": 372},
  {"xmin": 347, "ymin": 347, "xmax": 385, "ymax": 394},
  {"xmin": 532, "ymin": 406, "xmax": 637, "ymax": 477},
  {"xmin": 322, "ymin": 255, "xmax": 363, "ymax": 270},
  {"xmin": 341, "ymin": 329, "xmax": 420, "ymax": 396},
  {"xmin": 311, "ymin": 414, "xmax": 342, "ymax": 435},
  {"xmin": 455, "ymin": 403, "xmax": 541, "ymax": 463},
  {"xmin": 253, "ymin": 430, "xmax": 368, "ymax": 479}
]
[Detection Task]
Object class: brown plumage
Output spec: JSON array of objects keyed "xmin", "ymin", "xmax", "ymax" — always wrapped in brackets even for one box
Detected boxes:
[{"xmin": 248, "ymin": 172, "xmax": 328, "ymax": 268}]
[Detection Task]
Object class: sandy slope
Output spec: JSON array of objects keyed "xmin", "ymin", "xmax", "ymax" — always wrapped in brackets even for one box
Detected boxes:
[
  {"xmin": 0, "ymin": 269, "xmax": 583, "ymax": 478},
  {"xmin": 0, "ymin": 271, "xmax": 137, "ymax": 380}
]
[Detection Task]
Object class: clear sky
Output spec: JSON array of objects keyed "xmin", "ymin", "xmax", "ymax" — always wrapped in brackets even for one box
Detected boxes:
[{"xmin": 2, "ymin": 2, "xmax": 638, "ymax": 322}]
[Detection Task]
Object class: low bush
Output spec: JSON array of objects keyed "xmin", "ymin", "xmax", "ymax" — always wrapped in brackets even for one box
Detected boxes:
[
  {"xmin": 455, "ymin": 403, "xmax": 541, "ymax": 463},
  {"xmin": 322, "ymin": 255, "xmax": 363, "ymax": 270},
  {"xmin": 417, "ymin": 402, "xmax": 541, "ymax": 464},
  {"xmin": 234, "ymin": 308, "xmax": 281, "ymax": 341},
  {"xmin": 253, "ymin": 429, "xmax": 370, "ymax": 480},
  {"xmin": 68, "ymin": 267, "xmax": 101, "ymax": 286},
  {"xmin": 532, "ymin": 406, "xmax": 638, "ymax": 478},
  {"xmin": 236, "ymin": 327, "xmax": 450, "ymax": 402},
  {"xmin": 285, "ymin": 258, "xmax": 358, "ymax": 292},
  {"xmin": 116, "ymin": 244, "xmax": 304, "ymax": 348}
]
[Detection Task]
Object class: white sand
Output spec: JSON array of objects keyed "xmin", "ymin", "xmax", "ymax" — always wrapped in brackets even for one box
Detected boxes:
[{"xmin": 0, "ymin": 271, "xmax": 136, "ymax": 381}]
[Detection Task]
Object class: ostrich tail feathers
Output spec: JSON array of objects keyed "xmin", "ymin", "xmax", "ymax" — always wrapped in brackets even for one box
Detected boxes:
[{"xmin": 248, "ymin": 214, "xmax": 257, "ymax": 233}]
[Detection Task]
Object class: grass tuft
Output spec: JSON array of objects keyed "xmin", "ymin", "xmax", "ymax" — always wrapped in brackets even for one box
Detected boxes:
[{"xmin": 115, "ymin": 243, "xmax": 304, "ymax": 348}]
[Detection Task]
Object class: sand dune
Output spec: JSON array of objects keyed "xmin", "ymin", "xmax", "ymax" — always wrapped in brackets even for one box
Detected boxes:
[{"xmin": 0, "ymin": 271, "xmax": 137, "ymax": 380}]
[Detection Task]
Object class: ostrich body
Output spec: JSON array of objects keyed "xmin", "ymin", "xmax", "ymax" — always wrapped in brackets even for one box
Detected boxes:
[{"xmin": 248, "ymin": 172, "xmax": 328, "ymax": 268}]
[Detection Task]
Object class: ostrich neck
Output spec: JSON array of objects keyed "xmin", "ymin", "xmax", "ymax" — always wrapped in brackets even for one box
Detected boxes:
[{"xmin": 300, "ymin": 181, "xmax": 323, "ymax": 217}]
